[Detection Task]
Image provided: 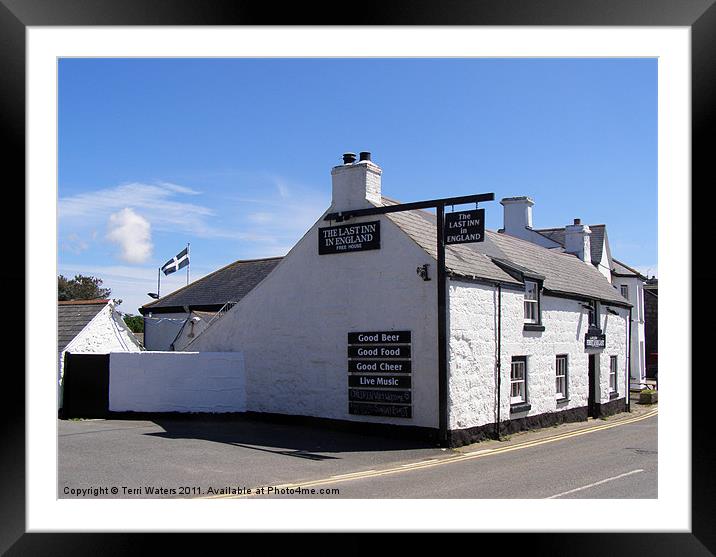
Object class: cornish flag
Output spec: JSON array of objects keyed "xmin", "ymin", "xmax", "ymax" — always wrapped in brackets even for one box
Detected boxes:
[{"xmin": 161, "ymin": 247, "xmax": 189, "ymax": 276}]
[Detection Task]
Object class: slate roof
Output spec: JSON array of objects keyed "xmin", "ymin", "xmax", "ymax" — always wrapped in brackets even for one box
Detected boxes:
[
  {"xmin": 140, "ymin": 256, "xmax": 283, "ymax": 314},
  {"xmin": 612, "ymin": 258, "xmax": 646, "ymax": 279},
  {"xmin": 58, "ymin": 299, "xmax": 109, "ymax": 354},
  {"xmin": 534, "ymin": 225, "xmax": 606, "ymax": 265},
  {"xmin": 380, "ymin": 199, "xmax": 630, "ymax": 306}
]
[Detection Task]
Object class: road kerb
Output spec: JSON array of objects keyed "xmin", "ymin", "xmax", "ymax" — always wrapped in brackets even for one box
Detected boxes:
[{"xmin": 202, "ymin": 407, "xmax": 657, "ymax": 499}]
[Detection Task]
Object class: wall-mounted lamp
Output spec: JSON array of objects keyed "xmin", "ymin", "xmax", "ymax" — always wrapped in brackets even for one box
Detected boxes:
[
  {"xmin": 416, "ymin": 264, "xmax": 431, "ymax": 281},
  {"xmin": 580, "ymin": 303, "xmax": 593, "ymax": 311},
  {"xmin": 606, "ymin": 308, "xmax": 619, "ymax": 315}
]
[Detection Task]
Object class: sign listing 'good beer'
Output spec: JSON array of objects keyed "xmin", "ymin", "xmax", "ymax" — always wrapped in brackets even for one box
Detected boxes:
[
  {"xmin": 347, "ymin": 330, "xmax": 412, "ymax": 418},
  {"xmin": 585, "ymin": 333, "xmax": 606, "ymax": 349},
  {"xmin": 444, "ymin": 208, "xmax": 485, "ymax": 245},
  {"xmin": 318, "ymin": 221, "xmax": 380, "ymax": 255},
  {"xmin": 347, "ymin": 331, "xmax": 411, "ymax": 344}
]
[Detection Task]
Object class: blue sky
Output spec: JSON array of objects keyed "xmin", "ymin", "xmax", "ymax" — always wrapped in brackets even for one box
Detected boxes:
[{"xmin": 58, "ymin": 58, "xmax": 657, "ymax": 314}]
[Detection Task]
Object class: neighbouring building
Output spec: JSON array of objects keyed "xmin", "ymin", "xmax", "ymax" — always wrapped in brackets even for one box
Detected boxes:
[
  {"xmin": 58, "ymin": 298, "xmax": 143, "ymax": 406},
  {"xmin": 643, "ymin": 277, "xmax": 658, "ymax": 378},
  {"xmin": 183, "ymin": 152, "xmax": 632, "ymax": 446},
  {"xmin": 498, "ymin": 196, "xmax": 649, "ymax": 389},
  {"xmin": 138, "ymin": 256, "xmax": 282, "ymax": 350}
]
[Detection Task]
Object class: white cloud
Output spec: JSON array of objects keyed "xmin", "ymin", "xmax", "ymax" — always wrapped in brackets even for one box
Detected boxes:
[
  {"xmin": 106, "ymin": 208, "xmax": 153, "ymax": 264},
  {"xmin": 59, "ymin": 181, "xmax": 237, "ymax": 239}
]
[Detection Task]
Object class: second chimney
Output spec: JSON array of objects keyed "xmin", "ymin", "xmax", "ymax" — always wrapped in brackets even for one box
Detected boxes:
[
  {"xmin": 565, "ymin": 218, "xmax": 592, "ymax": 263},
  {"xmin": 331, "ymin": 151, "xmax": 382, "ymax": 212}
]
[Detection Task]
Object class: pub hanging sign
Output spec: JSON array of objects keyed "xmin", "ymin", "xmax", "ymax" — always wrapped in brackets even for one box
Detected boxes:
[
  {"xmin": 585, "ymin": 332, "xmax": 606, "ymax": 350},
  {"xmin": 318, "ymin": 221, "xmax": 381, "ymax": 255},
  {"xmin": 444, "ymin": 208, "xmax": 485, "ymax": 245}
]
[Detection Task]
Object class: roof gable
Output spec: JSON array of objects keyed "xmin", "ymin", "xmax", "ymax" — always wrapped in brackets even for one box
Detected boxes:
[{"xmin": 58, "ymin": 300, "xmax": 109, "ymax": 353}]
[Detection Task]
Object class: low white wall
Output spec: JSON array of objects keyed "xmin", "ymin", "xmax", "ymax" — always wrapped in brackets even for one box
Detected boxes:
[{"xmin": 109, "ymin": 352, "xmax": 246, "ymax": 413}]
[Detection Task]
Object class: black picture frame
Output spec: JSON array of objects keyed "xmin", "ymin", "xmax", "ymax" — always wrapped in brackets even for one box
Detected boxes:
[{"xmin": 3, "ymin": 1, "xmax": 709, "ymax": 554}]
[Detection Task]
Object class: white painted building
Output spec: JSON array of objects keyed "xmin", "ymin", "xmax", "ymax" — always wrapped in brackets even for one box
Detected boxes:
[
  {"xmin": 499, "ymin": 196, "xmax": 648, "ymax": 389},
  {"xmin": 58, "ymin": 299, "xmax": 143, "ymax": 407},
  {"xmin": 184, "ymin": 153, "xmax": 632, "ymax": 446}
]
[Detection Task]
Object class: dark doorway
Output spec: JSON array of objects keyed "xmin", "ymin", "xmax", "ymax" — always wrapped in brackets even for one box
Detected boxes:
[
  {"xmin": 588, "ymin": 354, "xmax": 598, "ymax": 418},
  {"xmin": 62, "ymin": 353, "xmax": 110, "ymax": 418}
]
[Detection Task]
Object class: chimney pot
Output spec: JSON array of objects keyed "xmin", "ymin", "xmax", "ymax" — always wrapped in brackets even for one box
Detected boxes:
[{"xmin": 331, "ymin": 153, "xmax": 382, "ymax": 211}]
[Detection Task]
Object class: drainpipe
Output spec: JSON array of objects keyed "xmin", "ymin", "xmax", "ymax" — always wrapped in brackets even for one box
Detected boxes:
[{"xmin": 495, "ymin": 283, "xmax": 502, "ymax": 439}]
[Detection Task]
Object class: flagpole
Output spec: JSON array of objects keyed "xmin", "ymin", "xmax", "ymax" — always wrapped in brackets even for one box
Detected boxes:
[
  {"xmin": 157, "ymin": 267, "xmax": 161, "ymax": 298},
  {"xmin": 187, "ymin": 242, "xmax": 190, "ymax": 285}
]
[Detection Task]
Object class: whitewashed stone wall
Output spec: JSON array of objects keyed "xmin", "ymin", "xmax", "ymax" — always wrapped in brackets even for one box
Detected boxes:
[
  {"xmin": 448, "ymin": 279, "xmax": 628, "ymax": 431},
  {"xmin": 188, "ymin": 214, "xmax": 439, "ymax": 428},
  {"xmin": 109, "ymin": 352, "xmax": 246, "ymax": 413}
]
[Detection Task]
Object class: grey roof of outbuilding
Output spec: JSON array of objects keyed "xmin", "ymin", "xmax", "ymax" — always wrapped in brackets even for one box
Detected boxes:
[
  {"xmin": 612, "ymin": 258, "xmax": 646, "ymax": 279},
  {"xmin": 381, "ymin": 199, "xmax": 630, "ymax": 306},
  {"xmin": 140, "ymin": 256, "xmax": 283, "ymax": 314},
  {"xmin": 58, "ymin": 299, "xmax": 109, "ymax": 354},
  {"xmin": 534, "ymin": 225, "xmax": 606, "ymax": 266}
]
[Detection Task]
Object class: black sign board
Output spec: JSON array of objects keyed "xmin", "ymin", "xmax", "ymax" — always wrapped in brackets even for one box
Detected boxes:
[
  {"xmin": 348, "ymin": 345, "xmax": 411, "ymax": 359},
  {"xmin": 349, "ymin": 389, "xmax": 411, "ymax": 404},
  {"xmin": 318, "ymin": 221, "xmax": 380, "ymax": 255},
  {"xmin": 347, "ymin": 331, "xmax": 411, "ymax": 345},
  {"xmin": 585, "ymin": 333, "xmax": 606, "ymax": 349},
  {"xmin": 444, "ymin": 208, "xmax": 485, "ymax": 245},
  {"xmin": 349, "ymin": 360, "xmax": 411, "ymax": 374},
  {"xmin": 349, "ymin": 375, "xmax": 411, "ymax": 389},
  {"xmin": 349, "ymin": 402, "xmax": 412, "ymax": 418}
]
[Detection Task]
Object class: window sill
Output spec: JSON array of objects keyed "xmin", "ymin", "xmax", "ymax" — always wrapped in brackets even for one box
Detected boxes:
[
  {"xmin": 556, "ymin": 397, "xmax": 570, "ymax": 404},
  {"xmin": 510, "ymin": 402, "xmax": 531, "ymax": 414},
  {"xmin": 609, "ymin": 391, "xmax": 620, "ymax": 400},
  {"xmin": 523, "ymin": 324, "xmax": 545, "ymax": 332}
]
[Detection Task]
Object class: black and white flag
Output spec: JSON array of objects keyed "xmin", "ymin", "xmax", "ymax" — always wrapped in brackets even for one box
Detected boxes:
[{"xmin": 161, "ymin": 247, "xmax": 189, "ymax": 276}]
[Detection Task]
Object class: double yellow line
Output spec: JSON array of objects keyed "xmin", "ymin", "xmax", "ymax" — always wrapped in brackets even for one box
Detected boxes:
[{"xmin": 204, "ymin": 408, "xmax": 657, "ymax": 499}]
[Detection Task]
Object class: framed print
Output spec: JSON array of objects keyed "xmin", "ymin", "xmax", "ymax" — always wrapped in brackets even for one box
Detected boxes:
[{"xmin": 2, "ymin": 0, "xmax": 711, "ymax": 553}]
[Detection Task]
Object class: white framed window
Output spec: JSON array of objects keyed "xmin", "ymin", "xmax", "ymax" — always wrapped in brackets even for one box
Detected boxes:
[
  {"xmin": 556, "ymin": 355, "xmax": 568, "ymax": 399},
  {"xmin": 511, "ymin": 357, "xmax": 527, "ymax": 403},
  {"xmin": 524, "ymin": 280, "xmax": 539, "ymax": 324},
  {"xmin": 620, "ymin": 284, "xmax": 629, "ymax": 300},
  {"xmin": 609, "ymin": 355, "xmax": 618, "ymax": 393}
]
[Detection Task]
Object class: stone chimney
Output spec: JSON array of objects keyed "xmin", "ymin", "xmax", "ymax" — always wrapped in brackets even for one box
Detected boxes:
[
  {"xmin": 500, "ymin": 196, "xmax": 534, "ymax": 240},
  {"xmin": 565, "ymin": 218, "xmax": 592, "ymax": 263},
  {"xmin": 330, "ymin": 151, "xmax": 382, "ymax": 212}
]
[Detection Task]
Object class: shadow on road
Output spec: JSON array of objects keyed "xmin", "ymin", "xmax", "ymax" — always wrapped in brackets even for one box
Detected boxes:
[{"xmin": 144, "ymin": 415, "xmax": 436, "ymax": 458}]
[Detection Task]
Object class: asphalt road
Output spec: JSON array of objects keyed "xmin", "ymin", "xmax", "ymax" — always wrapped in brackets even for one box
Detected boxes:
[{"xmin": 58, "ymin": 411, "xmax": 657, "ymax": 499}]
